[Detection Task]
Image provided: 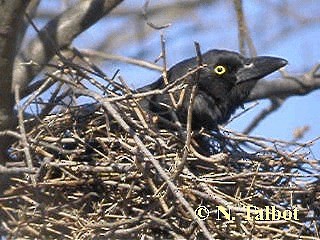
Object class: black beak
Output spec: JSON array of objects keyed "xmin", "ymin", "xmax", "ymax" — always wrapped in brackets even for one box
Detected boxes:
[{"xmin": 236, "ymin": 56, "xmax": 287, "ymax": 84}]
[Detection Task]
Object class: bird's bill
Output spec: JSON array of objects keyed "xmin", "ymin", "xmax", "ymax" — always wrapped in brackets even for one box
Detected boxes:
[{"xmin": 236, "ymin": 56, "xmax": 288, "ymax": 84}]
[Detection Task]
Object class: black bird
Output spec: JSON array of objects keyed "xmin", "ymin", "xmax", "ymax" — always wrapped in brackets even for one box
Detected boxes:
[{"xmin": 138, "ymin": 49, "xmax": 287, "ymax": 130}]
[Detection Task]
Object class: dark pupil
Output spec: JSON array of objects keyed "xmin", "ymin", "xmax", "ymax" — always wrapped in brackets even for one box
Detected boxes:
[{"xmin": 217, "ymin": 66, "xmax": 223, "ymax": 72}]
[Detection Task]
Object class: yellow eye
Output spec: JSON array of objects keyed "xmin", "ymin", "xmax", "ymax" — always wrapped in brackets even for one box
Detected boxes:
[{"xmin": 214, "ymin": 65, "xmax": 226, "ymax": 75}]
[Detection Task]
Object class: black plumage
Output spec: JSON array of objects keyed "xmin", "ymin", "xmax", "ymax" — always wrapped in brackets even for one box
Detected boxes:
[{"xmin": 138, "ymin": 49, "xmax": 287, "ymax": 130}]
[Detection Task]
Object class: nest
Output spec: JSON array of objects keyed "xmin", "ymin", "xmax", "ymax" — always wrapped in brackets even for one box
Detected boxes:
[{"xmin": 1, "ymin": 54, "xmax": 319, "ymax": 239}]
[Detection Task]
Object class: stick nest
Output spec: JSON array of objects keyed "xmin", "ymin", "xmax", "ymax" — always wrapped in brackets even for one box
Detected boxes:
[{"xmin": 1, "ymin": 56, "xmax": 319, "ymax": 240}]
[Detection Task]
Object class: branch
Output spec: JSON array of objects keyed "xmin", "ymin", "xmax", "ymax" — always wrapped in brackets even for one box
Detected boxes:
[
  {"xmin": 242, "ymin": 66, "xmax": 319, "ymax": 133},
  {"xmin": 243, "ymin": 98, "xmax": 283, "ymax": 134},
  {"xmin": 0, "ymin": 1, "xmax": 31, "ymax": 164},
  {"xmin": 233, "ymin": 0, "xmax": 256, "ymax": 56},
  {"xmin": 248, "ymin": 64, "xmax": 320, "ymax": 101},
  {"xmin": 80, "ymin": 49, "xmax": 162, "ymax": 71},
  {"xmin": 248, "ymin": 65, "xmax": 320, "ymax": 101},
  {"xmin": 13, "ymin": 0, "xmax": 123, "ymax": 96}
]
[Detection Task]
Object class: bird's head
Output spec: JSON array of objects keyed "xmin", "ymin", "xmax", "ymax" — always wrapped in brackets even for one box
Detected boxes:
[{"xmin": 200, "ymin": 50, "xmax": 287, "ymax": 98}]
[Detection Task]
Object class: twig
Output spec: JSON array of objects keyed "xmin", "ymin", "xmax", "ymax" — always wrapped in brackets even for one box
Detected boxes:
[
  {"xmin": 14, "ymin": 85, "xmax": 36, "ymax": 184},
  {"xmin": 143, "ymin": 0, "xmax": 171, "ymax": 30},
  {"xmin": 173, "ymin": 42, "xmax": 202, "ymax": 179},
  {"xmin": 80, "ymin": 49, "xmax": 162, "ymax": 72},
  {"xmin": 243, "ymin": 98, "xmax": 283, "ymax": 134},
  {"xmin": 233, "ymin": 0, "xmax": 256, "ymax": 56}
]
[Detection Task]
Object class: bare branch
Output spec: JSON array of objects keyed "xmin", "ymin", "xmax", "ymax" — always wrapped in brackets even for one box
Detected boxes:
[
  {"xmin": 80, "ymin": 49, "xmax": 162, "ymax": 71},
  {"xmin": 13, "ymin": 0, "xmax": 123, "ymax": 96},
  {"xmin": 0, "ymin": 1, "xmax": 31, "ymax": 164},
  {"xmin": 233, "ymin": 0, "xmax": 256, "ymax": 56},
  {"xmin": 249, "ymin": 66, "xmax": 320, "ymax": 101},
  {"xmin": 243, "ymin": 98, "xmax": 283, "ymax": 134}
]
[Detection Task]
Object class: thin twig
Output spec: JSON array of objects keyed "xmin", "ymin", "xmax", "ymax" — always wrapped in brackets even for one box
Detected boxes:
[{"xmin": 14, "ymin": 85, "xmax": 36, "ymax": 184}]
